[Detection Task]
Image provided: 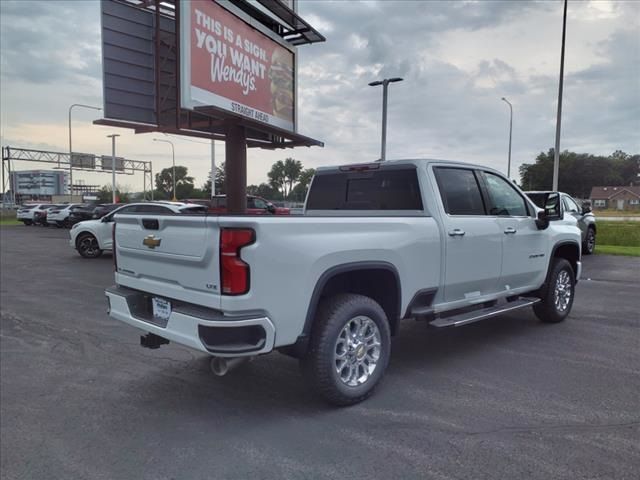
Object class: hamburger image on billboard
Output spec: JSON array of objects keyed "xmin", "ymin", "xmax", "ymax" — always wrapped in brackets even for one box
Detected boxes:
[
  {"xmin": 270, "ymin": 47, "xmax": 294, "ymax": 121},
  {"xmin": 180, "ymin": 0, "xmax": 296, "ymax": 132}
]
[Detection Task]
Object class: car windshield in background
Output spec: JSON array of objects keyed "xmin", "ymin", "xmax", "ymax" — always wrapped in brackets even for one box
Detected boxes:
[{"xmin": 306, "ymin": 168, "xmax": 423, "ymax": 210}]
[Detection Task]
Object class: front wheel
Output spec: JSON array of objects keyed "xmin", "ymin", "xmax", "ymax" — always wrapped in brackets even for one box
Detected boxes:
[
  {"xmin": 76, "ymin": 233, "xmax": 103, "ymax": 258},
  {"xmin": 583, "ymin": 227, "xmax": 596, "ymax": 255},
  {"xmin": 300, "ymin": 293, "xmax": 391, "ymax": 406},
  {"xmin": 534, "ymin": 258, "xmax": 575, "ymax": 323},
  {"xmin": 22, "ymin": 220, "xmax": 32, "ymax": 226}
]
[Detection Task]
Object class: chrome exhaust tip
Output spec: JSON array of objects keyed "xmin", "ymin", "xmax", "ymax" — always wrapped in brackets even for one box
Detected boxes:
[{"xmin": 210, "ymin": 356, "xmax": 253, "ymax": 376}]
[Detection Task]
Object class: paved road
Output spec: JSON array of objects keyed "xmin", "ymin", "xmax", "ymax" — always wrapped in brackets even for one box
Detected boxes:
[{"xmin": 1, "ymin": 226, "xmax": 639, "ymax": 480}]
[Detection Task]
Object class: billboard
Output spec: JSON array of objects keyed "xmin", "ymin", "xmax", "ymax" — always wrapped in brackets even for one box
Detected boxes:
[
  {"xmin": 180, "ymin": 0, "xmax": 296, "ymax": 132},
  {"xmin": 11, "ymin": 170, "xmax": 68, "ymax": 196},
  {"xmin": 101, "ymin": 156, "xmax": 125, "ymax": 172}
]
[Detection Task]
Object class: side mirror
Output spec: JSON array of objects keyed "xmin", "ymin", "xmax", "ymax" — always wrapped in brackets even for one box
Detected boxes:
[
  {"xmin": 543, "ymin": 192, "xmax": 562, "ymax": 221},
  {"xmin": 101, "ymin": 216, "xmax": 110, "ymax": 223},
  {"xmin": 582, "ymin": 205, "xmax": 592, "ymax": 215},
  {"xmin": 535, "ymin": 210, "xmax": 549, "ymax": 230},
  {"xmin": 266, "ymin": 203, "xmax": 276, "ymax": 214}
]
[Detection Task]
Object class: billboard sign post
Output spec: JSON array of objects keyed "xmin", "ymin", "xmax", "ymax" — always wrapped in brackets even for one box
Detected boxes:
[{"xmin": 180, "ymin": 0, "xmax": 296, "ymax": 132}]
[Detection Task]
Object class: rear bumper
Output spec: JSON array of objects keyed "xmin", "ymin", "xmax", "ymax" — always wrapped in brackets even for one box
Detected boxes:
[{"xmin": 105, "ymin": 285, "xmax": 275, "ymax": 357}]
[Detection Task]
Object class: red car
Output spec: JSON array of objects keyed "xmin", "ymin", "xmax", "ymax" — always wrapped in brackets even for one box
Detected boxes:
[{"xmin": 198, "ymin": 195, "xmax": 290, "ymax": 215}]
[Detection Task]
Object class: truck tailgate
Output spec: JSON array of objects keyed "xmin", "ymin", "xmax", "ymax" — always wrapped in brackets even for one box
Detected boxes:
[{"xmin": 114, "ymin": 214, "xmax": 222, "ymax": 309}]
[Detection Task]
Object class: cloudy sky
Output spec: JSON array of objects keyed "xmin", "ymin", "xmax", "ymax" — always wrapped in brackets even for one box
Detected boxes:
[{"xmin": 1, "ymin": 0, "xmax": 639, "ymax": 192}]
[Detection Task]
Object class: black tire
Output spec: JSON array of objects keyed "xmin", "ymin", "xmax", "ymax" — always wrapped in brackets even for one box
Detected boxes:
[
  {"xmin": 76, "ymin": 233, "xmax": 103, "ymax": 259},
  {"xmin": 300, "ymin": 293, "xmax": 391, "ymax": 406},
  {"xmin": 534, "ymin": 258, "xmax": 575, "ymax": 323},
  {"xmin": 22, "ymin": 220, "xmax": 32, "ymax": 226},
  {"xmin": 583, "ymin": 227, "xmax": 595, "ymax": 255}
]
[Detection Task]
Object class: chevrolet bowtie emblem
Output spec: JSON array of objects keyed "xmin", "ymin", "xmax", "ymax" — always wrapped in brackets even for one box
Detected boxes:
[{"xmin": 143, "ymin": 235, "xmax": 161, "ymax": 249}]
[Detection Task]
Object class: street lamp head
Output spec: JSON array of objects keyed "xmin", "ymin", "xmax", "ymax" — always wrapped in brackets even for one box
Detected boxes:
[
  {"xmin": 389, "ymin": 77, "xmax": 403, "ymax": 83},
  {"xmin": 368, "ymin": 80, "xmax": 383, "ymax": 87},
  {"xmin": 107, "ymin": 134, "xmax": 120, "ymax": 138}
]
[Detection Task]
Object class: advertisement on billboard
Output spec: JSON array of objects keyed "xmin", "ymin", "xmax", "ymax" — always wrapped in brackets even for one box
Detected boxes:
[{"xmin": 180, "ymin": 0, "xmax": 296, "ymax": 132}]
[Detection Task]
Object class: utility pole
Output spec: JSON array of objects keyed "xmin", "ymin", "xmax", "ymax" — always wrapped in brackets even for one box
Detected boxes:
[
  {"xmin": 211, "ymin": 139, "xmax": 216, "ymax": 197},
  {"xmin": 107, "ymin": 134, "xmax": 120, "ymax": 203},
  {"xmin": 501, "ymin": 97, "xmax": 513, "ymax": 179},
  {"xmin": 553, "ymin": 0, "xmax": 568, "ymax": 191},
  {"xmin": 369, "ymin": 77, "xmax": 403, "ymax": 161}
]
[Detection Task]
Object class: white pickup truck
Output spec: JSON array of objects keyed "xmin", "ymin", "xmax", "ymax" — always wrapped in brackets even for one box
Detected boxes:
[{"xmin": 106, "ymin": 160, "xmax": 582, "ymax": 405}]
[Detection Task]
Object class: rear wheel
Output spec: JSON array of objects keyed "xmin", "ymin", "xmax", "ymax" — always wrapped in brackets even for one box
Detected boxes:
[
  {"xmin": 76, "ymin": 233, "xmax": 103, "ymax": 258},
  {"xmin": 534, "ymin": 258, "xmax": 575, "ymax": 323},
  {"xmin": 300, "ymin": 293, "xmax": 391, "ymax": 406},
  {"xmin": 22, "ymin": 220, "xmax": 32, "ymax": 226},
  {"xmin": 583, "ymin": 227, "xmax": 595, "ymax": 255}
]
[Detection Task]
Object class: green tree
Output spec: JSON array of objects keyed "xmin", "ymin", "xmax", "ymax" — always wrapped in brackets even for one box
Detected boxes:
[
  {"xmin": 203, "ymin": 163, "xmax": 226, "ymax": 196},
  {"xmin": 155, "ymin": 166, "xmax": 194, "ymax": 200},
  {"xmin": 97, "ymin": 184, "xmax": 131, "ymax": 203},
  {"xmin": 519, "ymin": 149, "xmax": 639, "ymax": 198},
  {"xmin": 247, "ymin": 183, "xmax": 277, "ymax": 199},
  {"xmin": 268, "ymin": 160, "xmax": 287, "ymax": 198},
  {"xmin": 283, "ymin": 158, "xmax": 303, "ymax": 197},
  {"xmin": 289, "ymin": 168, "xmax": 315, "ymax": 202}
]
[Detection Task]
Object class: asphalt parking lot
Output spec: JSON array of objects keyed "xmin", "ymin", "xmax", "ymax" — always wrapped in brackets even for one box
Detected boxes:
[{"xmin": 1, "ymin": 225, "xmax": 639, "ymax": 480}]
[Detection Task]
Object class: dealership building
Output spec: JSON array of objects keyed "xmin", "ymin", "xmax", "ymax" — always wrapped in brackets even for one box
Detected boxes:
[{"xmin": 9, "ymin": 170, "xmax": 69, "ymax": 201}]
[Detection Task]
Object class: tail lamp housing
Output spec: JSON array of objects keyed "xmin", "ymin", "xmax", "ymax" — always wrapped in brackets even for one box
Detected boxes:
[{"xmin": 220, "ymin": 228, "xmax": 255, "ymax": 295}]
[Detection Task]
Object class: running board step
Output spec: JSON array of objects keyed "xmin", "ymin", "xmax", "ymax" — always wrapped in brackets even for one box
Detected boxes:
[{"xmin": 429, "ymin": 297, "xmax": 541, "ymax": 328}]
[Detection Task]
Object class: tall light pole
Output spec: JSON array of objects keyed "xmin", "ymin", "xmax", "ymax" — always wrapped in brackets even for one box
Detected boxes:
[
  {"xmin": 106, "ymin": 134, "xmax": 120, "ymax": 203},
  {"xmin": 553, "ymin": 0, "xmax": 568, "ymax": 191},
  {"xmin": 68, "ymin": 103, "xmax": 101, "ymax": 201},
  {"xmin": 154, "ymin": 138, "xmax": 176, "ymax": 201},
  {"xmin": 211, "ymin": 139, "xmax": 216, "ymax": 198},
  {"xmin": 501, "ymin": 97, "xmax": 513, "ymax": 179},
  {"xmin": 369, "ymin": 77, "xmax": 403, "ymax": 162}
]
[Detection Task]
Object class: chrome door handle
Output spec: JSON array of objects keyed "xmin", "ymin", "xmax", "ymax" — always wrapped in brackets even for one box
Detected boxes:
[
  {"xmin": 448, "ymin": 229, "xmax": 465, "ymax": 237},
  {"xmin": 504, "ymin": 227, "xmax": 517, "ymax": 234}
]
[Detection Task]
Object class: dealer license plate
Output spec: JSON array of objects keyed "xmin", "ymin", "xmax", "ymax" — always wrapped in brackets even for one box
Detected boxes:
[{"xmin": 152, "ymin": 297, "xmax": 171, "ymax": 321}]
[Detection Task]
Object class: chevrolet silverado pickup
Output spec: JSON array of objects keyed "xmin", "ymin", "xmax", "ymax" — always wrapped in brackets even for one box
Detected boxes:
[{"xmin": 106, "ymin": 160, "xmax": 582, "ymax": 405}]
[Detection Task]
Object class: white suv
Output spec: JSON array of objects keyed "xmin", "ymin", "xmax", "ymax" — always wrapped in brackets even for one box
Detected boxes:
[
  {"xmin": 47, "ymin": 204, "xmax": 84, "ymax": 228},
  {"xmin": 70, "ymin": 202, "xmax": 206, "ymax": 258},
  {"xmin": 16, "ymin": 204, "xmax": 50, "ymax": 225}
]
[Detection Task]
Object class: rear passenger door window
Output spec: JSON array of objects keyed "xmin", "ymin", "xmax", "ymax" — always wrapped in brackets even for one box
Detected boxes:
[
  {"xmin": 433, "ymin": 167, "xmax": 486, "ymax": 215},
  {"xmin": 480, "ymin": 172, "xmax": 528, "ymax": 217}
]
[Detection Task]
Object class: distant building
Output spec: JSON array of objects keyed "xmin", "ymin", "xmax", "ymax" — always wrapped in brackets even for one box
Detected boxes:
[
  {"xmin": 589, "ymin": 186, "xmax": 640, "ymax": 211},
  {"xmin": 9, "ymin": 170, "xmax": 69, "ymax": 200}
]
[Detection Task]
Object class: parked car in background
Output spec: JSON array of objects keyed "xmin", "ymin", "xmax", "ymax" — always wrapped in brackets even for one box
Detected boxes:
[
  {"xmin": 67, "ymin": 204, "xmax": 98, "ymax": 226},
  {"xmin": 526, "ymin": 191, "xmax": 597, "ymax": 254},
  {"xmin": 70, "ymin": 202, "xmax": 207, "ymax": 258},
  {"xmin": 92, "ymin": 203, "xmax": 123, "ymax": 219},
  {"xmin": 47, "ymin": 204, "xmax": 84, "ymax": 228},
  {"xmin": 17, "ymin": 204, "xmax": 50, "ymax": 225},
  {"xmin": 183, "ymin": 199, "xmax": 212, "ymax": 207},
  {"xmin": 33, "ymin": 204, "xmax": 66, "ymax": 226},
  {"xmin": 209, "ymin": 195, "xmax": 290, "ymax": 215}
]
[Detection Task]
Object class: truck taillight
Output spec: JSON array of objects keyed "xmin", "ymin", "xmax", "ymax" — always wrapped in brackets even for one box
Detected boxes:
[
  {"xmin": 112, "ymin": 223, "xmax": 117, "ymax": 272},
  {"xmin": 220, "ymin": 228, "xmax": 255, "ymax": 295}
]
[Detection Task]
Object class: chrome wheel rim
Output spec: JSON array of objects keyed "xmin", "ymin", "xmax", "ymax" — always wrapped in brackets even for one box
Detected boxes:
[
  {"xmin": 334, "ymin": 315, "xmax": 381, "ymax": 387},
  {"xmin": 554, "ymin": 270, "xmax": 572, "ymax": 312},
  {"xmin": 587, "ymin": 231, "xmax": 595, "ymax": 252}
]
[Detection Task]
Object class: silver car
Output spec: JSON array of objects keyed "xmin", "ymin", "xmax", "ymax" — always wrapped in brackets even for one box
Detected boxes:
[{"xmin": 526, "ymin": 191, "xmax": 597, "ymax": 254}]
